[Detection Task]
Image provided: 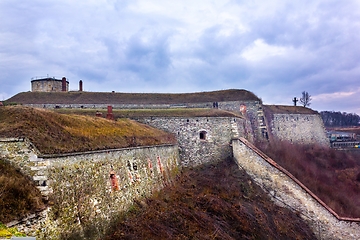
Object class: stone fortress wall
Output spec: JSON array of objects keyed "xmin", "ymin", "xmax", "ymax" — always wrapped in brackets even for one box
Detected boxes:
[
  {"xmin": 232, "ymin": 137, "xmax": 360, "ymax": 240},
  {"xmin": 134, "ymin": 116, "xmax": 253, "ymax": 166},
  {"xmin": 0, "ymin": 138, "xmax": 180, "ymax": 239},
  {"xmin": 268, "ymin": 113, "xmax": 329, "ymax": 146},
  {"xmin": 27, "ymin": 100, "xmax": 267, "ymax": 142},
  {"xmin": 2, "ymin": 88, "xmax": 345, "ymax": 239}
]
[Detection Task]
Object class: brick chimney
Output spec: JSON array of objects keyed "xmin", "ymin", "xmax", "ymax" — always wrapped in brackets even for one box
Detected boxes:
[
  {"xmin": 62, "ymin": 77, "xmax": 67, "ymax": 92},
  {"xmin": 106, "ymin": 106, "xmax": 114, "ymax": 120},
  {"xmin": 79, "ymin": 80, "xmax": 83, "ymax": 91}
]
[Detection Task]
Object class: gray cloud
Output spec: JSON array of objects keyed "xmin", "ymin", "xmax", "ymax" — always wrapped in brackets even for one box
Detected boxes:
[{"xmin": 1, "ymin": 0, "xmax": 360, "ymax": 114}]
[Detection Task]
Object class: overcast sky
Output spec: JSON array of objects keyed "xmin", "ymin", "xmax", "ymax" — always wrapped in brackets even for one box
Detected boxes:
[{"xmin": 1, "ymin": 0, "xmax": 360, "ymax": 114}]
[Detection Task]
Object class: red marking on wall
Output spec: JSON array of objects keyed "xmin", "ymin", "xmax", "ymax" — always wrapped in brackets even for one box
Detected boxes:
[
  {"xmin": 134, "ymin": 173, "xmax": 141, "ymax": 182},
  {"xmin": 240, "ymin": 104, "xmax": 247, "ymax": 115},
  {"xmin": 128, "ymin": 169, "xmax": 133, "ymax": 182},
  {"xmin": 147, "ymin": 158, "xmax": 154, "ymax": 177},
  {"xmin": 109, "ymin": 170, "xmax": 119, "ymax": 191},
  {"xmin": 148, "ymin": 158, "xmax": 153, "ymax": 170},
  {"xmin": 157, "ymin": 156, "xmax": 163, "ymax": 173}
]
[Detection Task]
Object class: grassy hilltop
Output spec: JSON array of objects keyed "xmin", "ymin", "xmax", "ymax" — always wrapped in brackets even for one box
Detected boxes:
[
  {"xmin": 5, "ymin": 89, "xmax": 260, "ymax": 105},
  {"xmin": 0, "ymin": 106, "xmax": 176, "ymax": 154}
]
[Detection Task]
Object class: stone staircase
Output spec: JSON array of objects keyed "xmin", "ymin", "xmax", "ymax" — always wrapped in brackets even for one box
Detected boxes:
[
  {"xmin": 256, "ymin": 103, "xmax": 268, "ymax": 140},
  {"xmin": 231, "ymin": 121, "xmax": 240, "ymax": 139},
  {"xmin": 29, "ymin": 154, "xmax": 51, "ymax": 198}
]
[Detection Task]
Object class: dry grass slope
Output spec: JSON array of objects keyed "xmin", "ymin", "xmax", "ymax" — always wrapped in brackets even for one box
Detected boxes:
[
  {"xmin": 104, "ymin": 159, "xmax": 316, "ymax": 240},
  {"xmin": 0, "ymin": 106, "xmax": 176, "ymax": 154},
  {"xmin": 0, "ymin": 158, "xmax": 45, "ymax": 223}
]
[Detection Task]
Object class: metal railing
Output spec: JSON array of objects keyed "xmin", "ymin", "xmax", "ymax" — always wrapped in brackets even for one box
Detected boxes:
[{"xmin": 31, "ymin": 76, "xmax": 64, "ymax": 80}]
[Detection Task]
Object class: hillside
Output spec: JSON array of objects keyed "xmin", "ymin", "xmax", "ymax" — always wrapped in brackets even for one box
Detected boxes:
[
  {"xmin": 0, "ymin": 106, "xmax": 176, "ymax": 154},
  {"xmin": 5, "ymin": 89, "xmax": 260, "ymax": 105},
  {"xmin": 104, "ymin": 158, "xmax": 316, "ymax": 240}
]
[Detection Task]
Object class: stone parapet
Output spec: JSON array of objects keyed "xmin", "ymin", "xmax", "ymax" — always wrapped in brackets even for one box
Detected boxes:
[{"xmin": 232, "ymin": 137, "xmax": 360, "ymax": 240}]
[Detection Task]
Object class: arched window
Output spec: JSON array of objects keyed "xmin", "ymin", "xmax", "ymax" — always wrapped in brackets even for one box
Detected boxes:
[{"xmin": 199, "ymin": 130, "xmax": 207, "ymax": 140}]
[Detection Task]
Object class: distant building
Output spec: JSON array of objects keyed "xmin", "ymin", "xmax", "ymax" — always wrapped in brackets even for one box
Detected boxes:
[
  {"xmin": 31, "ymin": 76, "xmax": 69, "ymax": 92},
  {"xmin": 327, "ymin": 131, "xmax": 357, "ymax": 142}
]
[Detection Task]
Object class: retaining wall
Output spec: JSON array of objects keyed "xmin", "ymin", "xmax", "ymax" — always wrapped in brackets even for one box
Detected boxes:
[
  {"xmin": 0, "ymin": 138, "xmax": 180, "ymax": 239},
  {"xmin": 232, "ymin": 137, "xmax": 360, "ymax": 240}
]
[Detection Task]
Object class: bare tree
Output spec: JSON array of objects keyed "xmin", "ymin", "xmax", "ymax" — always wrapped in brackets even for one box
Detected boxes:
[{"xmin": 300, "ymin": 91, "xmax": 312, "ymax": 107}]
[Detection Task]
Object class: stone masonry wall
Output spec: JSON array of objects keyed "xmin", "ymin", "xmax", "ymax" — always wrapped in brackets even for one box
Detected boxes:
[
  {"xmin": 31, "ymin": 80, "xmax": 69, "ymax": 92},
  {"xmin": 232, "ymin": 138, "xmax": 360, "ymax": 240},
  {"xmin": 135, "ymin": 116, "xmax": 253, "ymax": 166},
  {"xmin": 0, "ymin": 138, "xmax": 180, "ymax": 239},
  {"xmin": 269, "ymin": 114, "xmax": 329, "ymax": 146}
]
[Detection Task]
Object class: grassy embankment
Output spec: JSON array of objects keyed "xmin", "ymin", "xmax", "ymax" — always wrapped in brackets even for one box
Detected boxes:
[
  {"xmin": 0, "ymin": 106, "xmax": 176, "ymax": 155},
  {"xmin": 0, "ymin": 106, "xmax": 175, "ymax": 225}
]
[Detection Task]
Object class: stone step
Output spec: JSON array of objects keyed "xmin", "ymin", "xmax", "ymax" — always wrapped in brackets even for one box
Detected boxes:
[
  {"xmin": 30, "ymin": 166, "xmax": 47, "ymax": 171},
  {"xmin": 33, "ymin": 175, "xmax": 47, "ymax": 181}
]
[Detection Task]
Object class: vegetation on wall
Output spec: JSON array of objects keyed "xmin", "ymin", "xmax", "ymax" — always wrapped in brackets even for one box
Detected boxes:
[
  {"xmin": 104, "ymin": 158, "xmax": 316, "ymax": 240},
  {"xmin": 0, "ymin": 106, "xmax": 176, "ymax": 154},
  {"xmin": 256, "ymin": 141, "xmax": 360, "ymax": 218},
  {"xmin": 0, "ymin": 158, "xmax": 45, "ymax": 223}
]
